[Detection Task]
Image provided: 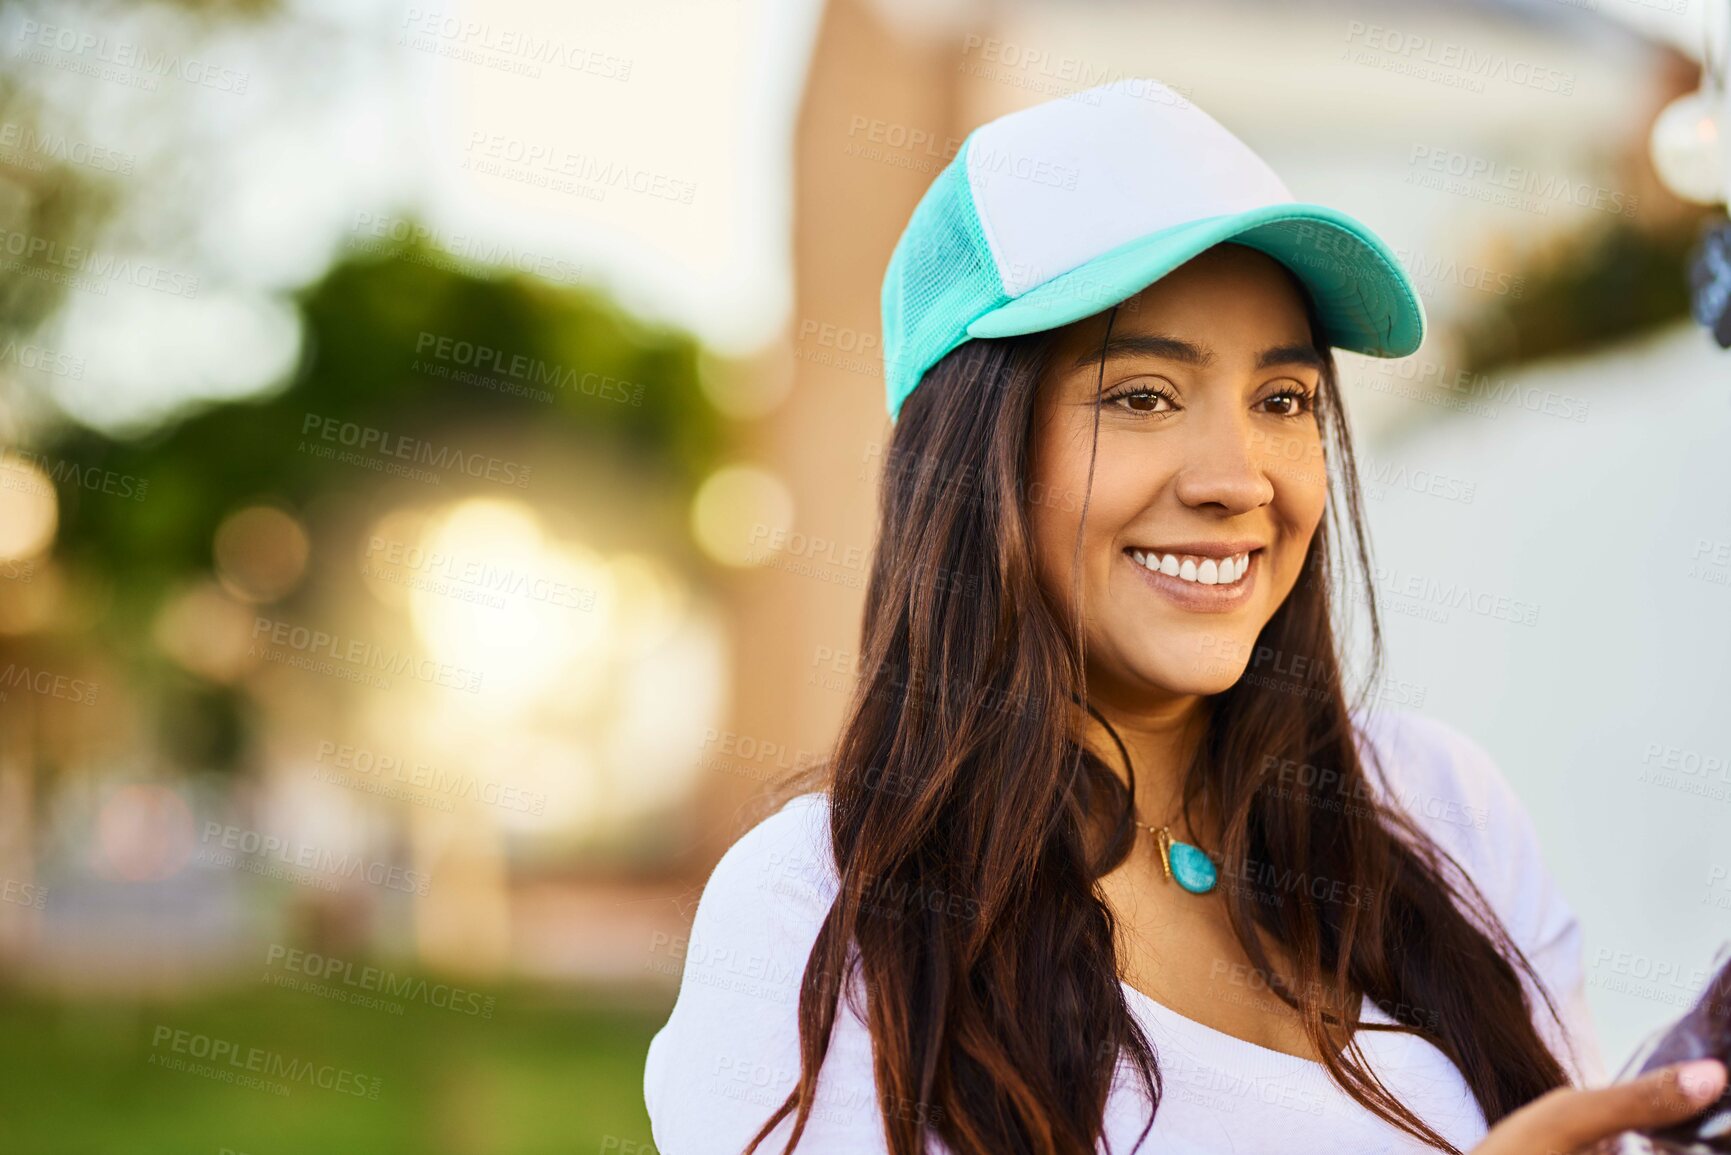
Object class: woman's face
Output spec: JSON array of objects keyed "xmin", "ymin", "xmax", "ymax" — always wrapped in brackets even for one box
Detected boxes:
[{"xmin": 1026, "ymin": 243, "xmax": 1328, "ymax": 708}]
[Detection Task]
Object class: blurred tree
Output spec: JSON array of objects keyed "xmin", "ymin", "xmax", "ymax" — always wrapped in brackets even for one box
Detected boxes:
[
  {"xmin": 0, "ymin": 5, "xmax": 734, "ymax": 982},
  {"xmin": 0, "ymin": 0, "xmax": 284, "ymax": 363},
  {"xmin": 1457, "ymin": 211, "xmax": 1718, "ymax": 375},
  {"xmin": 37, "ymin": 239, "xmax": 722, "ymax": 765}
]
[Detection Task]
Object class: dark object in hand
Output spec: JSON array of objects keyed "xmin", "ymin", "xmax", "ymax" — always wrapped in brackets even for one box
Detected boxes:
[
  {"xmin": 1637, "ymin": 953, "xmax": 1731, "ymax": 1152},
  {"xmin": 1689, "ymin": 219, "xmax": 1731, "ymax": 350}
]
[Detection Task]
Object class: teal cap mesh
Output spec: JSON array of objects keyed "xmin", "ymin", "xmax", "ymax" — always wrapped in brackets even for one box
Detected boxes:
[{"xmin": 880, "ymin": 134, "xmax": 1008, "ymax": 420}]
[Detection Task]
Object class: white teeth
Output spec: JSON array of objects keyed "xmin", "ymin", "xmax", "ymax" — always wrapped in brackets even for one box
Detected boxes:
[{"xmin": 1131, "ymin": 549, "xmax": 1253, "ymax": 586}]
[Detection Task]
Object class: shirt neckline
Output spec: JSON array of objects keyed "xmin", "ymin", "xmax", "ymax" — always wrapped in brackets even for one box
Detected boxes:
[{"xmin": 1117, "ymin": 978, "xmax": 1397, "ymax": 1081}]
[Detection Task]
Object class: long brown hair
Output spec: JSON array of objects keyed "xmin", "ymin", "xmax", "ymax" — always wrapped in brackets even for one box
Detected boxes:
[{"xmin": 746, "ymin": 290, "xmax": 1571, "ymax": 1154}]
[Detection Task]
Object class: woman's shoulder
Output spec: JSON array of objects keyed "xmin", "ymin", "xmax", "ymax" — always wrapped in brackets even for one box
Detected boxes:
[
  {"xmin": 699, "ymin": 791, "xmax": 839, "ymax": 920},
  {"xmin": 661, "ymin": 789, "xmax": 841, "ymax": 1003},
  {"xmin": 1347, "ymin": 707, "xmax": 1556, "ymax": 957},
  {"xmin": 1348, "ymin": 706, "xmax": 1605, "ymax": 1084},
  {"xmin": 1349, "ymin": 706, "xmax": 1510, "ymax": 841},
  {"xmin": 644, "ymin": 790, "xmax": 886, "ymax": 1153}
]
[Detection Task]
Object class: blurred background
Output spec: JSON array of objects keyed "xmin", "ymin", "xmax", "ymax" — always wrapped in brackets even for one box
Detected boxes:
[{"xmin": 1, "ymin": 0, "xmax": 1729, "ymax": 1151}]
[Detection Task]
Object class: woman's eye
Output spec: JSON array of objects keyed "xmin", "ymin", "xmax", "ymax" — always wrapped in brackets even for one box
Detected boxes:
[
  {"xmin": 1109, "ymin": 388, "xmax": 1173, "ymax": 414},
  {"xmin": 1261, "ymin": 388, "xmax": 1315, "ymax": 417}
]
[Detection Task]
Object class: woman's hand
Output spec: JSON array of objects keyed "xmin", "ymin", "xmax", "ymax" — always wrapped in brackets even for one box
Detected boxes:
[{"xmin": 1472, "ymin": 1059, "xmax": 1727, "ymax": 1154}]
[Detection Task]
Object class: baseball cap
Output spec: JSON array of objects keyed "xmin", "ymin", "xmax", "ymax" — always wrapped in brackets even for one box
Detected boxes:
[{"xmin": 879, "ymin": 77, "xmax": 1426, "ymax": 419}]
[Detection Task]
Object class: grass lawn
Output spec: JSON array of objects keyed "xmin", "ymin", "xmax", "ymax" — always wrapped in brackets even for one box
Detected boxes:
[{"xmin": 0, "ymin": 979, "xmax": 674, "ymax": 1155}]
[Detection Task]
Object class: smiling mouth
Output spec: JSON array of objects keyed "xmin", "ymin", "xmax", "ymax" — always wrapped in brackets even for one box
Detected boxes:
[{"xmin": 1126, "ymin": 547, "xmax": 1258, "ymax": 586}]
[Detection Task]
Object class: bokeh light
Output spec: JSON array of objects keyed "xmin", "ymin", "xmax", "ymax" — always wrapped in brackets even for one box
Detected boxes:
[
  {"xmin": 214, "ymin": 505, "xmax": 311, "ymax": 603},
  {"xmin": 152, "ymin": 581, "xmax": 260, "ymax": 683},
  {"xmin": 409, "ymin": 499, "xmax": 614, "ymax": 708},
  {"xmin": 92, "ymin": 783, "xmax": 196, "ymax": 883},
  {"xmin": 0, "ymin": 458, "xmax": 58, "ymax": 562},
  {"xmin": 689, "ymin": 464, "xmax": 794, "ymax": 567},
  {"xmin": 0, "ymin": 558, "xmax": 62, "ymax": 636}
]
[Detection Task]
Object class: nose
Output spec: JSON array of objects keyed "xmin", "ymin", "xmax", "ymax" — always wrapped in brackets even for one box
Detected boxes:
[{"xmin": 1170, "ymin": 409, "xmax": 1277, "ymax": 514}]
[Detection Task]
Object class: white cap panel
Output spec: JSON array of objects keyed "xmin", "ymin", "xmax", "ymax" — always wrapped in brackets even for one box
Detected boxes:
[{"xmin": 966, "ymin": 79, "xmax": 1296, "ymax": 298}]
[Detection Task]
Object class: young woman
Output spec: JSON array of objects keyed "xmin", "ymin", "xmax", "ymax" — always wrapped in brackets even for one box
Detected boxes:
[{"xmin": 643, "ymin": 80, "xmax": 1727, "ymax": 1154}]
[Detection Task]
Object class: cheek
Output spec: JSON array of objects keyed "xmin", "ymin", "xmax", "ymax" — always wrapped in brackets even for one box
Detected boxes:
[
  {"xmin": 1024, "ymin": 414, "xmax": 1136, "ymax": 601},
  {"xmin": 1025, "ymin": 431, "xmax": 1088, "ymax": 599},
  {"xmin": 1278, "ymin": 469, "xmax": 1328, "ymax": 533},
  {"xmin": 1267, "ymin": 439, "xmax": 1329, "ymax": 579},
  {"xmin": 1031, "ymin": 456, "xmax": 1165, "ymax": 635}
]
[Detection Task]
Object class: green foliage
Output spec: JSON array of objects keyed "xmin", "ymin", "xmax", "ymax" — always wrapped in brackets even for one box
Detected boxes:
[
  {"xmin": 23, "ymin": 238, "xmax": 724, "ymax": 773},
  {"xmin": 0, "ymin": 982, "xmax": 671, "ymax": 1155},
  {"xmin": 42, "ymin": 237, "xmax": 722, "ymax": 643},
  {"xmin": 1456, "ymin": 211, "xmax": 1716, "ymax": 376}
]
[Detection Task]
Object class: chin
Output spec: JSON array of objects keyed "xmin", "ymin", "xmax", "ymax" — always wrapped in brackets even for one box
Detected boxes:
[
  {"xmin": 1133, "ymin": 652, "xmax": 1250, "ymax": 698},
  {"xmin": 1150, "ymin": 621, "xmax": 1264, "ymax": 691}
]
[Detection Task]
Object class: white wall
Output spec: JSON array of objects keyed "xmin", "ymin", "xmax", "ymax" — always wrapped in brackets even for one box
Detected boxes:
[{"xmin": 1351, "ymin": 320, "xmax": 1731, "ymax": 1066}]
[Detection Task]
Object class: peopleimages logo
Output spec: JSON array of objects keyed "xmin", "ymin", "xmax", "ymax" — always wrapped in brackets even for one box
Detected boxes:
[
  {"xmin": 14, "ymin": 20, "xmax": 250, "ymax": 94},
  {"xmin": 250, "ymin": 616, "xmax": 485, "ymax": 694},
  {"xmin": 264, "ymin": 945, "xmax": 496, "ymax": 1018},
  {"xmin": 298, "ymin": 413, "xmax": 532, "ymax": 488},
  {"xmin": 199, "ymin": 822, "xmax": 432, "ymax": 896},
  {"xmin": 0, "ymin": 878, "xmax": 46, "ymax": 909},
  {"xmin": 413, "ymin": 332, "xmax": 643, "ymax": 405},
  {"xmin": 1407, "ymin": 146, "xmax": 1636, "ymax": 218},
  {"xmin": 0, "ymin": 661, "xmax": 100, "ymax": 705},
  {"xmin": 1343, "ymin": 22, "xmax": 1575, "ymax": 95},
  {"xmin": 399, "ymin": 9, "xmax": 634, "ymax": 80},
  {"xmin": 149, "ymin": 1025, "xmax": 380, "ymax": 1098},
  {"xmin": 314, "ymin": 740, "xmax": 547, "ymax": 815},
  {"xmin": 2, "ymin": 446, "xmax": 147, "ymax": 501}
]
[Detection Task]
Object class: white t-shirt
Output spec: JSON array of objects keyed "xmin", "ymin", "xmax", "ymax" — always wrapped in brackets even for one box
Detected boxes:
[{"xmin": 643, "ymin": 708, "xmax": 1605, "ymax": 1154}]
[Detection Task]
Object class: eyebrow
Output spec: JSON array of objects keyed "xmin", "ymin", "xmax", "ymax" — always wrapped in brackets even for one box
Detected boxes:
[{"xmin": 1070, "ymin": 333, "xmax": 1324, "ymax": 372}]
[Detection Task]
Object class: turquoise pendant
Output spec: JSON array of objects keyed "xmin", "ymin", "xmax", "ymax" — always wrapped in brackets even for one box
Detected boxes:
[
  {"xmin": 1152, "ymin": 825, "xmax": 1219, "ymax": 895},
  {"xmin": 1167, "ymin": 839, "xmax": 1219, "ymax": 895}
]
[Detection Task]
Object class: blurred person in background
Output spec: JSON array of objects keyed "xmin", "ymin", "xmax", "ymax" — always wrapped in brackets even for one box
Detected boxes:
[{"xmin": 642, "ymin": 80, "xmax": 1728, "ymax": 1155}]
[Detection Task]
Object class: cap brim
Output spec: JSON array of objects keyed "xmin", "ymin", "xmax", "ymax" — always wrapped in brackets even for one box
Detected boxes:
[{"xmin": 964, "ymin": 202, "xmax": 1425, "ymax": 358}]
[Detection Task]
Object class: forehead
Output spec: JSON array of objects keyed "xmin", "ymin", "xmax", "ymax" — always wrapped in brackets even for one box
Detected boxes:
[{"xmin": 1045, "ymin": 244, "xmax": 1316, "ymax": 365}]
